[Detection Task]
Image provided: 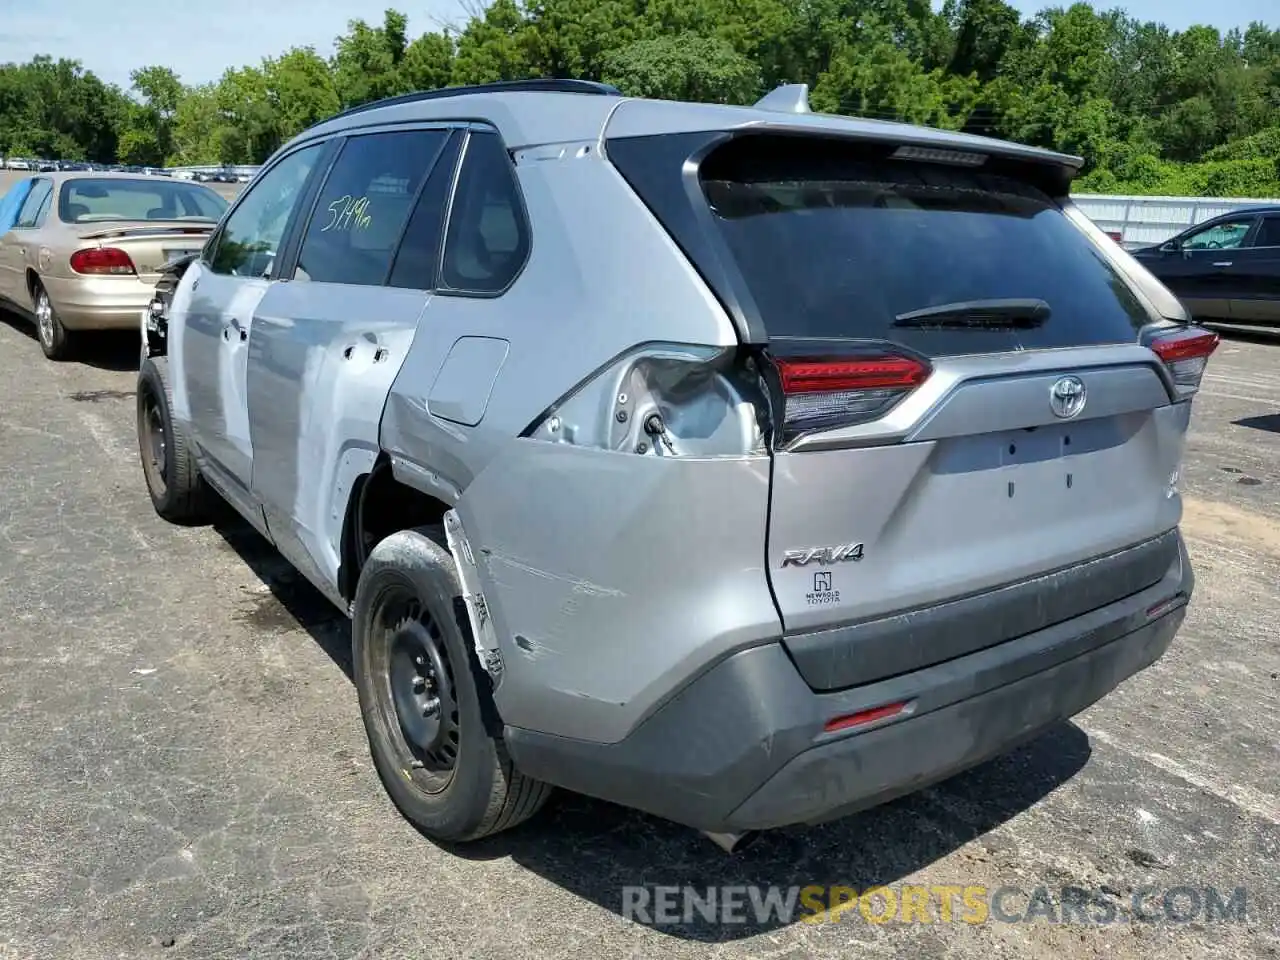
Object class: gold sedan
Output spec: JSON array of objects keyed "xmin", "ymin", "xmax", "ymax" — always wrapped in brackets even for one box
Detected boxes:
[{"xmin": 0, "ymin": 172, "xmax": 228, "ymax": 359}]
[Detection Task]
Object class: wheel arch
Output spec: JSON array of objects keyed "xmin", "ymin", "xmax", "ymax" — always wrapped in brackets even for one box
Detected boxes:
[
  {"xmin": 25, "ymin": 268, "xmax": 42, "ymax": 307},
  {"xmin": 338, "ymin": 454, "xmax": 454, "ymax": 603}
]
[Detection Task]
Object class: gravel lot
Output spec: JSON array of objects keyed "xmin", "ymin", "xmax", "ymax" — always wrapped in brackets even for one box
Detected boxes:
[{"xmin": 0, "ymin": 313, "xmax": 1276, "ymax": 959}]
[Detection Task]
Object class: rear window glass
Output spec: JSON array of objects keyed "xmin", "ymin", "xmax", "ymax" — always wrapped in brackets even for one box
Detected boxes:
[
  {"xmin": 700, "ymin": 137, "xmax": 1150, "ymax": 353},
  {"xmin": 59, "ymin": 178, "xmax": 228, "ymax": 224}
]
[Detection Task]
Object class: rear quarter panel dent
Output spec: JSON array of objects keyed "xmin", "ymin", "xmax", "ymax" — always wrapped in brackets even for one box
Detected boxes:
[{"xmin": 456, "ymin": 440, "xmax": 780, "ymax": 744}]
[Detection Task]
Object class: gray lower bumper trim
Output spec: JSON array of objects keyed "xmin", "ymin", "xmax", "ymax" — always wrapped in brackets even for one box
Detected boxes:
[
  {"xmin": 505, "ymin": 532, "xmax": 1191, "ymax": 832},
  {"xmin": 783, "ymin": 529, "xmax": 1182, "ymax": 691}
]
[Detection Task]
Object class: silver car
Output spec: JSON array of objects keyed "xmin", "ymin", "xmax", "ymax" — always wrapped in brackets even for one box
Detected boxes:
[{"xmin": 135, "ymin": 79, "xmax": 1217, "ymax": 851}]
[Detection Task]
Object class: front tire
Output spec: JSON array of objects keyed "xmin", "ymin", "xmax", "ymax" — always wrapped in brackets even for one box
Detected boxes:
[
  {"xmin": 353, "ymin": 526, "xmax": 552, "ymax": 842},
  {"xmin": 137, "ymin": 356, "xmax": 211, "ymax": 524},
  {"xmin": 33, "ymin": 284, "xmax": 72, "ymax": 360}
]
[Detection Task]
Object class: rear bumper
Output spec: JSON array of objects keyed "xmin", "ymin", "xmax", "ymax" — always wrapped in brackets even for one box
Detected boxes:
[
  {"xmin": 42, "ymin": 274, "xmax": 157, "ymax": 330},
  {"xmin": 506, "ymin": 531, "xmax": 1192, "ymax": 832}
]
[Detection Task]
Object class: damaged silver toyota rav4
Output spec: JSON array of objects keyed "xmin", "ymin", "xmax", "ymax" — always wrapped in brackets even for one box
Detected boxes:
[{"xmin": 136, "ymin": 79, "xmax": 1217, "ymax": 850}]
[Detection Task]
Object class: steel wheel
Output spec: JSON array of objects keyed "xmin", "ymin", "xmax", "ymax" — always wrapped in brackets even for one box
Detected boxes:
[
  {"xmin": 138, "ymin": 384, "xmax": 168, "ymax": 498},
  {"xmin": 372, "ymin": 585, "xmax": 461, "ymax": 793}
]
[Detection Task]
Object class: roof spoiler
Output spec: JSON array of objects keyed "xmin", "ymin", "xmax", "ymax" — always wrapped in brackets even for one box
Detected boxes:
[{"xmin": 753, "ymin": 84, "xmax": 811, "ymax": 114}]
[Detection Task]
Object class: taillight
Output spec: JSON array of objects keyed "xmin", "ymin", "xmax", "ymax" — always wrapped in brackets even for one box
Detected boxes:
[
  {"xmin": 1148, "ymin": 327, "xmax": 1219, "ymax": 397},
  {"xmin": 70, "ymin": 247, "xmax": 136, "ymax": 275},
  {"xmin": 772, "ymin": 353, "xmax": 931, "ymax": 442}
]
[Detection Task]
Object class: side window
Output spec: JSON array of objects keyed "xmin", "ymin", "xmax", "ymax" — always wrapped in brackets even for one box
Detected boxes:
[
  {"xmin": 14, "ymin": 179, "xmax": 52, "ymax": 228},
  {"xmin": 1182, "ymin": 219, "xmax": 1254, "ymax": 251},
  {"xmin": 440, "ymin": 130, "xmax": 530, "ymax": 295},
  {"xmin": 1251, "ymin": 216, "xmax": 1280, "ymax": 249},
  {"xmin": 209, "ymin": 144, "xmax": 323, "ymax": 278},
  {"xmin": 294, "ymin": 130, "xmax": 449, "ymax": 286},
  {"xmin": 0, "ymin": 179, "xmax": 35, "ymax": 233},
  {"xmin": 387, "ymin": 132, "xmax": 463, "ymax": 290}
]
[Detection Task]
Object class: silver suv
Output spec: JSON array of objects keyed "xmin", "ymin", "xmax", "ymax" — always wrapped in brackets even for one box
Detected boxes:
[{"xmin": 135, "ymin": 79, "xmax": 1217, "ymax": 851}]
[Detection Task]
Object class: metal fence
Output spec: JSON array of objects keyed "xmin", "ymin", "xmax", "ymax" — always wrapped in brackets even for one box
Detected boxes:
[{"xmin": 1071, "ymin": 193, "xmax": 1280, "ymax": 249}]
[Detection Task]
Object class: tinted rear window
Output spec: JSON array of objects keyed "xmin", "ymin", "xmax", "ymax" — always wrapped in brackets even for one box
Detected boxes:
[
  {"xmin": 59, "ymin": 178, "xmax": 227, "ymax": 224},
  {"xmin": 697, "ymin": 136, "xmax": 1150, "ymax": 354}
]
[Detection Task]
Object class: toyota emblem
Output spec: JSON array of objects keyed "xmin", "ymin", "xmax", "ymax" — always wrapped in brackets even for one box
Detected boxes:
[{"xmin": 1049, "ymin": 375, "xmax": 1086, "ymax": 419}]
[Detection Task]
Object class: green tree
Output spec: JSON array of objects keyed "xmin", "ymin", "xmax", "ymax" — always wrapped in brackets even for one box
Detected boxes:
[
  {"xmin": 266, "ymin": 48, "xmax": 342, "ymax": 141},
  {"xmin": 603, "ymin": 33, "xmax": 761, "ymax": 104},
  {"xmin": 332, "ymin": 9, "xmax": 412, "ymax": 108}
]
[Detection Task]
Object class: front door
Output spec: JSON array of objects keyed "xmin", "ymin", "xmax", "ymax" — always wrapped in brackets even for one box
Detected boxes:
[
  {"xmin": 181, "ymin": 143, "xmax": 327, "ymax": 504},
  {"xmin": 247, "ymin": 128, "xmax": 455, "ymax": 593}
]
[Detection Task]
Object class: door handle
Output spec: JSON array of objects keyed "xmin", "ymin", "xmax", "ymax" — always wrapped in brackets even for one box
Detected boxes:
[{"xmin": 1213, "ymin": 261, "xmax": 1233, "ymax": 268}]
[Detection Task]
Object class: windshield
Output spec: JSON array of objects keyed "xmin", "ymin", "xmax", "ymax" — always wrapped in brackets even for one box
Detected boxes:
[
  {"xmin": 697, "ymin": 136, "xmax": 1152, "ymax": 355},
  {"xmin": 58, "ymin": 178, "xmax": 228, "ymax": 224}
]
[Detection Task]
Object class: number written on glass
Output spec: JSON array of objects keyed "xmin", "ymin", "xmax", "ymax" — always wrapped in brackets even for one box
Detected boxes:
[{"xmin": 321, "ymin": 195, "xmax": 373, "ymax": 232}]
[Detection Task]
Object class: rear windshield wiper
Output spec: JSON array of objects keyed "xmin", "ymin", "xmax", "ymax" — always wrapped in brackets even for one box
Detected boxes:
[{"xmin": 893, "ymin": 298, "xmax": 1051, "ymax": 330}]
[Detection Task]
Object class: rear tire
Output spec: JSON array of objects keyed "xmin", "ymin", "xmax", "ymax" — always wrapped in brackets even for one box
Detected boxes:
[
  {"xmin": 33, "ymin": 284, "xmax": 72, "ymax": 361},
  {"xmin": 137, "ymin": 356, "xmax": 211, "ymax": 524},
  {"xmin": 353, "ymin": 526, "xmax": 552, "ymax": 842}
]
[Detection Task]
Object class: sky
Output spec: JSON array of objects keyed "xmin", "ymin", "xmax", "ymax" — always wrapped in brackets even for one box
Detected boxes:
[{"xmin": 0, "ymin": 0, "xmax": 1274, "ymax": 90}]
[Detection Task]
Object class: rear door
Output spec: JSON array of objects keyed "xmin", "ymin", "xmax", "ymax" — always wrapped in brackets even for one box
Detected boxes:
[
  {"xmin": 639, "ymin": 134, "xmax": 1189, "ymax": 635},
  {"xmin": 1223, "ymin": 214, "xmax": 1280, "ymax": 325},
  {"xmin": 1168, "ymin": 215, "xmax": 1258, "ymax": 320},
  {"xmin": 247, "ymin": 127, "xmax": 456, "ymax": 593},
  {"xmin": 0, "ymin": 178, "xmax": 52, "ymax": 305}
]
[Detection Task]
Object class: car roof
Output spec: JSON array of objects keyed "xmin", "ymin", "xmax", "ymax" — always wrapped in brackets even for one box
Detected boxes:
[
  {"xmin": 1207, "ymin": 205, "xmax": 1280, "ymax": 217},
  {"xmin": 282, "ymin": 80, "xmax": 1083, "ymax": 174}
]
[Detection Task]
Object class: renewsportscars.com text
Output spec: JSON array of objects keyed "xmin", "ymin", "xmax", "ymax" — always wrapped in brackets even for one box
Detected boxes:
[{"xmin": 622, "ymin": 883, "xmax": 1248, "ymax": 927}]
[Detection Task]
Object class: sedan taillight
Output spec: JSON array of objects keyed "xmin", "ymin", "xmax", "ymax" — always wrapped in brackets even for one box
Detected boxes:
[{"xmin": 70, "ymin": 247, "xmax": 136, "ymax": 275}]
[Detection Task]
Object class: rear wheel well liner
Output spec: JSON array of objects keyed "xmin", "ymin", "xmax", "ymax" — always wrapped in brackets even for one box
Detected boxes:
[{"xmin": 339, "ymin": 456, "xmax": 452, "ymax": 602}]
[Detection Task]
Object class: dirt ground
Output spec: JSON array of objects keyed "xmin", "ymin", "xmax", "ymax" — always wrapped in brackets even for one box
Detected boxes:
[{"xmin": 0, "ymin": 315, "xmax": 1276, "ymax": 959}]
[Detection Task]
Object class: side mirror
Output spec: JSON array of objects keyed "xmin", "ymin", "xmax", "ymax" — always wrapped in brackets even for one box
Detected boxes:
[{"xmin": 1159, "ymin": 240, "xmax": 1179, "ymax": 254}]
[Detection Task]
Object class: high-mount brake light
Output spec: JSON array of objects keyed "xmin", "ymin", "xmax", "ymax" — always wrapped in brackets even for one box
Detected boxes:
[
  {"xmin": 1148, "ymin": 328, "xmax": 1219, "ymax": 397},
  {"xmin": 70, "ymin": 247, "xmax": 136, "ymax": 275},
  {"xmin": 773, "ymin": 354, "xmax": 931, "ymax": 442}
]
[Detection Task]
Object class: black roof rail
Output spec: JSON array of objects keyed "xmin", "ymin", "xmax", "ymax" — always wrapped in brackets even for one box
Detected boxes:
[{"xmin": 330, "ymin": 79, "xmax": 623, "ymax": 122}]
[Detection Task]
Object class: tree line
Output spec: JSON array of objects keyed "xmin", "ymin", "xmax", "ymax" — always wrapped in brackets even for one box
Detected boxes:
[{"xmin": 2, "ymin": 0, "xmax": 1279, "ymax": 197}]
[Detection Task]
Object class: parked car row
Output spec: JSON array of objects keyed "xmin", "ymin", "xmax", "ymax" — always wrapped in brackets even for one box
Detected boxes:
[
  {"xmin": 173, "ymin": 169, "xmax": 252, "ymax": 183},
  {"xmin": 4, "ymin": 157, "xmax": 257, "ymax": 181},
  {"xmin": 3, "ymin": 157, "xmax": 173, "ymax": 175}
]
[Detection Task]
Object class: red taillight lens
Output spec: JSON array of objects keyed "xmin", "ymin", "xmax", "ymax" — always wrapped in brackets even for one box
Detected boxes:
[
  {"xmin": 773, "ymin": 354, "xmax": 931, "ymax": 442},
  {"xmin": 1148, "ymin": 328, "xmax": 1219, "ymax": 397},
  {"xmin": 775, "ymin": 356, "xmax": 930, "ymax": 393},
  {"xmin": 824, "ymin": 700, "xmax": 911, "ymax": 733},
  {"xmin": 70, "ymin": 247, "xmax": 136, "ymax": 275}
]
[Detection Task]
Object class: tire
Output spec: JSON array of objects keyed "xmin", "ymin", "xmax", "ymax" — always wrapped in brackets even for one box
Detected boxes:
[
  {"xmin": 33, "ymin": 284, "xmax": 72, "ymax": 361},
  {"xmin": 136, "ymin": 356, "xmax": 211, "ymax": 524},
  {"xmin": 353, "ymin": 526, "xmax": 552, "ymax": 842}
]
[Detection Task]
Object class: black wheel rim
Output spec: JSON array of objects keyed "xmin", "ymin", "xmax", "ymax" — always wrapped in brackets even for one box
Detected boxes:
[
  {"xmin": 139, "ymin": 387, "xmax": 168, "ymax": 497},
  {"xmin": 373, "ymin": 586, "xmax": 460, "ymax": 792}
]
